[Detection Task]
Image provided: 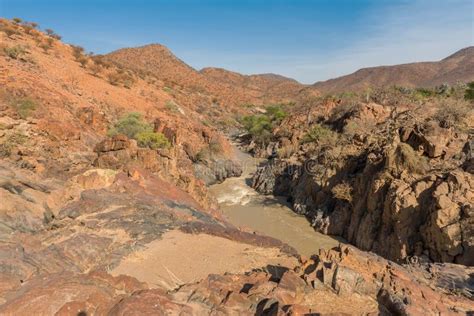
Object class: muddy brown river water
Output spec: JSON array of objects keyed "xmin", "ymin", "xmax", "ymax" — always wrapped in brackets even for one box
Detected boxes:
[{"xmin": 210, "ymin": 146, "xmax": 339, "ymax": 257}]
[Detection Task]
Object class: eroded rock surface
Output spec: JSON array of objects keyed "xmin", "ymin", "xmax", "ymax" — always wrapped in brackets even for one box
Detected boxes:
[{"xmin": 251, "ymin": 100, "xmax": 474, "ymax": 265}]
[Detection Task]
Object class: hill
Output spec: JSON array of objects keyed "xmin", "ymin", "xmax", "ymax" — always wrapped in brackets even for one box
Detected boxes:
[
  {"xmin": 313, "ymin": 47, "xmax": 474, "ymax": 93},
  {"xmin": 104, "ymin": 44, "xmax": 319, "ymax": 110}
]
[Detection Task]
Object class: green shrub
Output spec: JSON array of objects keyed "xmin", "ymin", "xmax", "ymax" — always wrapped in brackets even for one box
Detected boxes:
[
  {"xmin": 108, "ymin": 112, "xmax": 171, "ymax": 149},
  {"xmin": 10, "ymin": 98, "xmax": 37, "ymax": 119},
  {"xmin": 241, "ymin": 104, "xmax": 288, "ymax": 145},
  {"xmin": 242, "ymin": 114, "xmax": 272, "ymax": 144},
  {"xmin": 107, "ymin": 112, "xmax": 152, "ymax": 139},
  {"xmin": 265, "ymin": 104, "xmax": 287, "ymax": 123},
  {"xmin": 135, "ymin": 131, "xmax": 170, "ymax": 149},
  {"xmin": 3, "ymin": 45, "xmax": 27, "ymax": 59},
  {"xmin": 465, "ymin": 82, "xmax": 474, "ymax": 101},
  {"xmin": 302, "ymin": 124, "xmax": 337, "ymax": 144}
]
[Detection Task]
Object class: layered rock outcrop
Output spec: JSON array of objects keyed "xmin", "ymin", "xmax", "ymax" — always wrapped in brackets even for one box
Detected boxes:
[{"xmin": 251, "ymin": 99, "xmax": 474, "ymax": 265}]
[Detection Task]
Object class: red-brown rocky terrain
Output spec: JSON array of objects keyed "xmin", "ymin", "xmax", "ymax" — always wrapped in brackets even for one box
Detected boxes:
[
  {"xmin": 313, "ymin": 46, "xmax": 474, "ymax": 93},
  {"xmin": 0, "ymin": 17, "xmax": 473, "ymax": 315},
  {"xmin": 250, "ymin": 90, "xmax": 474, "ymax": 266},
  {"xmin": 104, "ymin": 45, "xmax": 320, "ymax": 114}
]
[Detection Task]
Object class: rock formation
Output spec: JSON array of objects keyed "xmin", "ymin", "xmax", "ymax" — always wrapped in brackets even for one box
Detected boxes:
[{"xmin": 251, "ymin": 96, "xmax": 474, "ymax": 265}]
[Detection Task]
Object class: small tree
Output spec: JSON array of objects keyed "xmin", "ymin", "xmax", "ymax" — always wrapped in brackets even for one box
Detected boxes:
[{"xmin": 12, "ymin": 17, "xmax": 22, "ymax": 24}]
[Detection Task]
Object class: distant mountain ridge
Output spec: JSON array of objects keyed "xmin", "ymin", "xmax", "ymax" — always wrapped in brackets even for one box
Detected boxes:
[
  {"xmin": 105, "ymin": 44, "xmax": 319, "ymax": 107},
  {"xmin": 312, "ymin": 47, "xmax": 474, "ymax": 93}
]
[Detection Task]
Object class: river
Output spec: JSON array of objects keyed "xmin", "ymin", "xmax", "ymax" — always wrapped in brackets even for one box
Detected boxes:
[{"xmin": 209, "ymin": 145, "xmax": 339, "ymax": 257}]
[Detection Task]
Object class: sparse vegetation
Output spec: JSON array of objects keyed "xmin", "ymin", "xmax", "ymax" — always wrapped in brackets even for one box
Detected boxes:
[
  {"xmin": 0, "ymin": 132, "xmax": 27, "ymax": 157},
  {"xmin": 241, "ymin": 104, "xmax": 287, "ymax": 145},
  {"xmin": 91, "ymin": 56, "xmax": 112, "ymax": 69},
  {"xmin": 135, "ymin": 130, "xmax": 170, "ymax": 149},
  {"xmin": 209, "ymin": 138, "xmax": 223, "ymax": 154},
  {"xmin": 89, "ymin": 62, "xmax": 102, "ymax": 76},
  {"xmin": 465, "ymin": 82, "xmax": 474, "ymax": 101},
  {"xmin": 165, "ymin": 100, "xmax": 179, "ymax": 113},
  {"xmin": 107, "ymin": 70, "xmax": 135, "ymax": 88},
  {"xmin": 1, "ymin": 24, "xmax": 19, "ymax": 38},
  {"xmin": 10, "ymin": 97, "xmax": 37, "ymax": 119},
  {"xmin": 108, "ymin": 112, "xmax": 170, "ymax": 149},
  {"xmin": 389, "ymin": 143, "xmax": 429, "ymax": 175},
  {"xmin": 242, "ymin": 114, "xmax": 272, "ymax": 145},
  {"xmin": 163, "ymin": 86, "xmax": 173, "ymax": 94},
  {"xmin": 2, "ymin": 45, "xmax": 27, "ymax": 59},
  {"xmin": 434, "ymin": 100, "xmax": 471, "ymax": 129},
  {"xmin": 39, "ymin": 42, "xmax": 52, "ymax": 53},
  {"xmin": 12, "ymin": 18, "xmax": 22, "ymax": 24},
  {"xmin": 20, "ymin": 21, "xmax": 38, "ymax": 34},
  {"xmin": 331, "ymin": 182, "xmax": 353, "ymax": 203},
  {"xmin": 77, "ymin": 55, "xmax": 89, "ymax": 68},
  {"xmin": 301, "ymin": 124, "xmax": 337, "ymax": 145}
]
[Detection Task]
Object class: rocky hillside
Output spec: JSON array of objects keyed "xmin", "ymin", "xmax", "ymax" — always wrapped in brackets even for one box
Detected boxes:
[
  {"xmin": 313, "ymin": 46, "xmax": 474, "ymax": 93},
  {"xmin": 104, "ymin": 45, "xmax": 320, "ymax": 112},
  {"xmin": 1, "ymin": 17, "xmax": 473, "ymax": 314},
  {"xmin": 248, "ymin": 88, "xmax": 474, "ymax": 266}
]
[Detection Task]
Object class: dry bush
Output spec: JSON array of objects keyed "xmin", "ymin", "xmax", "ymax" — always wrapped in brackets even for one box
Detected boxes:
[
  {"xmin": 77, "ymin": 55, "xmax": 89, "ymax": 68},
  {"xmin": 301, "ymin": 124, "xmax": 338, "ymax": 146},
  {"xmin": 277, "ymin": 143, "xmax": 296, "ymax": 158},
  {"xmin": 0, "ymin": 132, "xmax": 27, "ymax": 157},
  {"xmin": 331, "ymin": 182, "xmax": 353, "ymax": 203},
  {"xmin": 10, "ymin": 97, "xmax": 37, "ymax": 119},
  {"xmin": 434, "ymin": 99, "xmax": 473, "ymax": 129},
  {"xmin": 89, "ymin": 62, "xmax": 102, "ymax": 76},
  {"xmin": 1, "ymin": 24, "xmax": 19, "ymax": 38},
  {"xmin": 107, "ymin": 72, "xmax": 121, "ymax": 86},
  {"xmin": 91, "ymin": 56, "xmax": 112, "ymax": 69},
  {"xmin": 209, "ymin": 138, "xmax": 223, "ymax": 154},
  {"xmin": 107, "ymin": 71, "xmax": 134, "ymax": 87},
  {"xmin": 71, "ymin": 45, "xmax": 85, "ymax": 60},
  {"xmin": 388, "ymin": 143, "xmax": 429, "ymax": 175},
  {"xmin": 2, "ymin": 45, "xmax": 28, "ymax": 59},
  {"xmin": 39, "ymin": 42, "xmax": 52, "ymax": 53}
]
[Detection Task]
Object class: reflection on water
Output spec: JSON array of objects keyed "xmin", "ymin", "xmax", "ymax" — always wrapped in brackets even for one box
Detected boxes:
[{"xmin": 209, "ymin": 146, "xmax": 340, "ymax": 257}]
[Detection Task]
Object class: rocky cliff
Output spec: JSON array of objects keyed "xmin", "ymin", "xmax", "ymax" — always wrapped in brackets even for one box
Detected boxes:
[{"xmin": 251, "ymin": 91, "xmax": 474, "ymax": 265}]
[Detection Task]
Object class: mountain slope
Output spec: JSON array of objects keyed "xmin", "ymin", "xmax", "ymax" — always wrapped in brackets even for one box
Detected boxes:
[
  {"xmin": 313, "ymin": 47, "xmax": 474, "ymax": 93},
  {"xmin": 104, "ymin": 45, "xmax": 319, "ymax": 108}
]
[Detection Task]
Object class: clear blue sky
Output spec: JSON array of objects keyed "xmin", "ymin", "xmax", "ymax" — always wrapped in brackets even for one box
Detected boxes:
[{"xmin": 1, "ymin": 0, "xmax": 473, "ymax": 83}]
